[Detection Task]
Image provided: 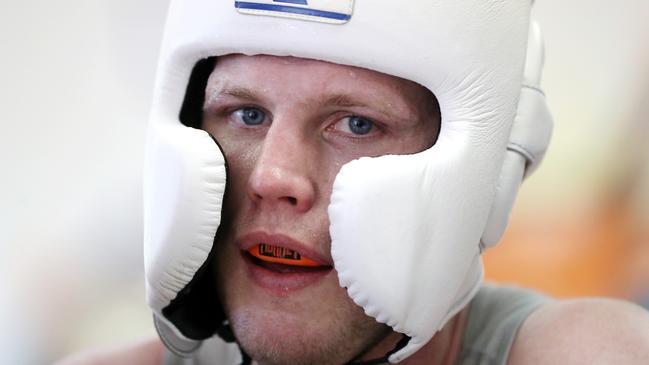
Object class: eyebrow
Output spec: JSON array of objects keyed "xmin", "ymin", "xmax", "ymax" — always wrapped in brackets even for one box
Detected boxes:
[
  {"xmin": 211, "ymin": 88, "xmax": 366, "ymax": 107},
  {"xmin": 323, "ymin": 93, "xmax": 407, "ymax": 123},
  {"xmin": 216, "ymin": 87, "xmax": 259, "ymax": 101},
  {"xmin": 323, "ymin": 93, "xmax": 370, "ymax": 109}
]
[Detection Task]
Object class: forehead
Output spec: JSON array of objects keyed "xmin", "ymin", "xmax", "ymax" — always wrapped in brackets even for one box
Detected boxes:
[
  {"xmin": 206, "ymin": 54, "xmax": 436, "ymax": 116},
  {"xmin": 213, "ymin": 54, "xmax": 401, "ymax": 82}
]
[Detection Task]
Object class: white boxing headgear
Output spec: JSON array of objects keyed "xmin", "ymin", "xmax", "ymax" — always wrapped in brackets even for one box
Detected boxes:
[{"xmin": 144, "ymin": 0, "xmax": 553, "ymax": 363}]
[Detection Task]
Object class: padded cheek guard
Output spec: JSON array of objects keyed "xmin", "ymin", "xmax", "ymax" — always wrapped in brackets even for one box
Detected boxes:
[
  {"xmin": 144, "ymin": 0, "xmax": 553, "ymax": 363},
  {"xmin": 330, "ymin": 20, "xmax": 553, "ymax": 361}
]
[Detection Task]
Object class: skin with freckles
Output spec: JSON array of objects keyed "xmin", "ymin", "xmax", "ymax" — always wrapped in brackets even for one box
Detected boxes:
[{"xmin": 202, "ymin": 54, "xmax": 441, "ymax": 365}]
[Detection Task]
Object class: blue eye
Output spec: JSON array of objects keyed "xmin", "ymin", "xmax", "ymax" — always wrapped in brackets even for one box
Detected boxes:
[
  {"xmin": 347, "ymin": 116, "xmax": 374, "ymax": 135},
  {"xmin": 235, "ymin": 107, "xmax": 266, "ymax": 125}
]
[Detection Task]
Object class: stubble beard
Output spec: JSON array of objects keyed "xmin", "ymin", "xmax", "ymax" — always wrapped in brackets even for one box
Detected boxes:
[{"xmin": 225, "ymin": 295, "xmax": 391, "ymax": 365}]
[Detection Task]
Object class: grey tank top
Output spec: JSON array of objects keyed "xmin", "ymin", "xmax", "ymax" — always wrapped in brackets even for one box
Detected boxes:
[
  {"xmin": 162, "ymin": 284, "xmax": 547, "ymax": 365},
  {"xmin": 457, "ymin": 284, "xmax": 547, "ymax": 364}
]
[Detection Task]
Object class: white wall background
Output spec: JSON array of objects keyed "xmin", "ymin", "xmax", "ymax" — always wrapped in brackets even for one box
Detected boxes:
[
  {"xmin": 1, "ymin": 1, "xmax": 647, "ymax": 364},
  {"xmin": 0, "ymin": 1, "xmax": 169, "ymax": 363}
]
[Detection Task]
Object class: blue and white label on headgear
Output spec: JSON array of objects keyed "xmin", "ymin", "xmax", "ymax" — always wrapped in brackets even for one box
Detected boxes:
[{"xmin": 235, "ymin": 0, "xmax": 354, "ymax": 24}]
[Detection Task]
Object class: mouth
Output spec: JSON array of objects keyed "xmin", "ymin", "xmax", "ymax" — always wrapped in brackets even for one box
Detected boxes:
[
  {"xmin": 246, "ymin": 243, "xmax": 332, "ymax": 273},
  {"xmin": 241, "ymin": 242, "xmax": 333, "ymax": 294}
]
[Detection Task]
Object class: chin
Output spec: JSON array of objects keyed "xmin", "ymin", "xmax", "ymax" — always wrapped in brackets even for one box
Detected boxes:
[
  {"xmin": 230, "ymin": 307, "xmax": 328, "ymax": 365},
  {"xmin": 230, "ymin": 310, "xmax": 358, "ymax": 365},
  {"xmin": 224, "ymin": 290, "xmax": 390, "ymax": 365}
]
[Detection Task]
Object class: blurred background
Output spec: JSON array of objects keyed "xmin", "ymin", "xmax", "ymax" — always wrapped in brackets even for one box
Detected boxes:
[{"xmin": 1, "ymin": 1, "xmax": 647, "ymax": 364}]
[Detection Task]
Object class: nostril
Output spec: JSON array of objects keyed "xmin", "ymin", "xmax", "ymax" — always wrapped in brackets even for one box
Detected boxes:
[{"xmin": 287, "ymin": 197, "xmax": 297, "ymax": 205}]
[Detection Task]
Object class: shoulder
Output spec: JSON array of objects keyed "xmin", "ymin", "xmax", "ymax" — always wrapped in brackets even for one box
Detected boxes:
[
  {"xmin": 507, "ymin": 297, "xmax": 649, "ymax": 365},
  {"xmin": 54, "ymin": 336, "xmax": 165, "ymax": 365}
]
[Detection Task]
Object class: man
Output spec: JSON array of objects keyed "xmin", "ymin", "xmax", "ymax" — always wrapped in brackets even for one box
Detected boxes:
[{"xmin": 58, "ymin": 0, "xmax": 649, "ymax": 364}]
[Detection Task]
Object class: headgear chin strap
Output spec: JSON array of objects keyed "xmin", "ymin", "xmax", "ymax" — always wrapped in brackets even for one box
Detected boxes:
[{"xmin": 144, "ymin": 1, "xmax": 553, "ymax": 363}]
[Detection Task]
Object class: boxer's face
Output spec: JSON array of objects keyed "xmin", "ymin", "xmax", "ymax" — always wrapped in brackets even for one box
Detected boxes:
[{"xmin": 203, "ymin": 54, "xmax": 439, "ymax": 365}]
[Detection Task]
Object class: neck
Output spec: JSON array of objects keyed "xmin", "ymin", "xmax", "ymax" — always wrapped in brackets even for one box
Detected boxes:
[{"xmin": 356, "ymin": 308, "xmax": 467, "ymax": 365}]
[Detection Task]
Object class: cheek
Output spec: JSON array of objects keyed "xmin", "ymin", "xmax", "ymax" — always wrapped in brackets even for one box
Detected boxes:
[
  {"xmin": 204, "ymin": 119, "xmax": 261, "ymax": 172},
  {"xmin": 315, "ymin": 150, "xmax": 348, "ymax": 199},
  {"xmin": 217, "ymin": 133, "xmax": 260, "ymax": 199},
  {"xmin": 219, "ymin": 155, "xmax": 254, "ymax": 238},
  {"xmin": 382, "ymin": 128, "xmax": 437, "ymax": 156}
]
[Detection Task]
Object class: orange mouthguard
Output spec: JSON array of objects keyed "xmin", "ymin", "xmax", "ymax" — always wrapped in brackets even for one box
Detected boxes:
[{"xmin": 248, "ymin": 244, "xmax": 320, "ymax": 267}]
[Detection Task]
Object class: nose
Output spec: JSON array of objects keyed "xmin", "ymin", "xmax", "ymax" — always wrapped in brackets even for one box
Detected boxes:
[{"xmin": 247, "ymin": 122, "xmax": 316, "ymax": 213}]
